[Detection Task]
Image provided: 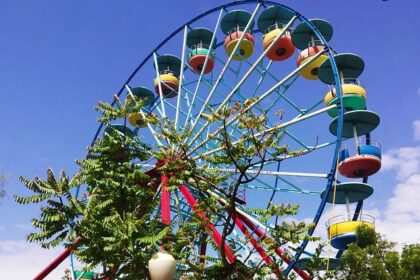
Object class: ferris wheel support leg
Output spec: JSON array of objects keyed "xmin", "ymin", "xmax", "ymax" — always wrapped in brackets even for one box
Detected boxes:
[
  {"xmin": 199, "ymin": 235, "xmax": 208, "ymax": 265},
  {"xmin": 179, "ymin": 184, "xmax": 236, "ymax": 263},
  {"xmin": 237, "ymin": 214, "xmax": 310, "ymax": 280},
  {"xmin": 160, "ymin": 175, "xmax": 171, "ymax": 226},
  {"xmin": 160, "ymin": 175, "xmax": 172, "ymax": 250},
  {"xmin": 33, "ymin": 237, "xmax": 82, "ymax": 280}
]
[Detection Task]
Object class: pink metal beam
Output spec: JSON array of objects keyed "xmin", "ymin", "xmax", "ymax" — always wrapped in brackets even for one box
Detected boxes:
[
  {"xmin": 237, "ymin": 213, "xmax": 310, "ymax": 280},
  {"xmin": 160, "ymin": 175, "xmax": 171, "ymax": 225},
  {"xmin": 33, "ymin": 237, "xmax": 82, "ymax": 280},
  {"xmin": 234, "ymin": 216, "xmax": 274, "ymax": 265},
  {"xmin": 179, "ymin": 184, "xmax": 235, "ymax": 263}
]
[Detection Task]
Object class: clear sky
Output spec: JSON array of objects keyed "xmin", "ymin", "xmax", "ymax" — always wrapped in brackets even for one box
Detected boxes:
[{"xmin": 0, "ymin": 0, "xmax": 419, "ymax": 279}]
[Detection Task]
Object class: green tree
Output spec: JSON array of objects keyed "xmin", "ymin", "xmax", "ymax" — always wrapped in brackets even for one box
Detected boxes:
[
  {"xmin": 332, "ymin": 225, "xmax": 420, "ymax": 280},
  {"xmin": 15, "ymin": 94, "xmax": 316, "ymax": 279},
  {"xmin": 399, "ymin": 244, "xmax": 420, "ymax": 279}
]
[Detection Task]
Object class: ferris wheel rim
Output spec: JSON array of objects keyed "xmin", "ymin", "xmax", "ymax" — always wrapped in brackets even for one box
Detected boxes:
[{"xmin": 85, "ymin": 0, "xmax": 347, "ymax": 277}]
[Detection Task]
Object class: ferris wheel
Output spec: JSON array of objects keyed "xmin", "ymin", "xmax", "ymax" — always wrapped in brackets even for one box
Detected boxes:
[{"xmin": 34, "ymin": 1, "xmax": 382, "ymax": 279}]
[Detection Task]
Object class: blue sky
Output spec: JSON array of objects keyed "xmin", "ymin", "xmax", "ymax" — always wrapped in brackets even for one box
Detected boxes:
[{"xmin": 1, "ymin": 0, "xmax": 419, "ymax": 279}]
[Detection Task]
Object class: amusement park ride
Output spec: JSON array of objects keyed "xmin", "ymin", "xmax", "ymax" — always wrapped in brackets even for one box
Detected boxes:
[{"xmin": 34, "ymin": 1, "xmax": 382, "ymax": 279}]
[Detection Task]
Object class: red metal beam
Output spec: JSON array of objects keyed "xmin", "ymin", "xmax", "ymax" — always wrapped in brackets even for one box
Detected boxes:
[
  {"xmin": 199, "ymin": 236, "xmax": 207, "ymax": 265},
  {"xmin": 34, "ymin": 166, "xmax": 302, "ymax": 279},
  {"xmin": 237, "ymin": 213, "xmax": 310, "ymax": 280},
  {"xmin": 33, "ymin": 237, "xmax": 82, "ymax": 280},
  {"xmin": 160, "ymin": 175, "xmax": 171, "ymax": 225},
  {"xmin": 234, "ymin": 216, "xmax": 274, "ymax": 265},
  {"xmin": 179, "ymin": 184, "xmax": 235, "ymax": 263}
]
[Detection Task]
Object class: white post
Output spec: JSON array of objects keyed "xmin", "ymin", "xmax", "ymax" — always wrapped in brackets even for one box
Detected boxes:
[
  {"xmin": 175, "ymin": 25, "xmax": 188, "ymax": 131},
  {"xmin": 153, "ymin": 52, "xmax": 167, "ymax": 119},
  {"xmin": 183, "ymin": 8, "xmax": 224, "ymax": 127},
  {"xmin": 345, "ymin": 192, "xmax": 351, "ymax": 220}
]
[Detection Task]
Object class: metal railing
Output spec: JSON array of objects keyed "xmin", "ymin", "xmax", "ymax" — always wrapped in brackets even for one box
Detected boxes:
[
  {"xmin": 263, "ymin": 22, "xmax": 293, "ymax": 34},
  {"xmin": 227, "ymin": 26, "xmax": 253, "ymax": 35},
  {"xmin": 358, "ymin": 138, "xmax": 381, "ymax": 149},
  {"xmin": 158, "ymin": 69, "xmax": 179, "ymax": 77},
  {"xmin": 326, "ymin": 213, "xmax": 375, "ymax": 228},
  {"xmin": 188, "ymin": 43, "xmax": 216, "ymax": 57}
]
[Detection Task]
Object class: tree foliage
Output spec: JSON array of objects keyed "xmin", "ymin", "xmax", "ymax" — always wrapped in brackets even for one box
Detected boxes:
[
  {"xmin": 339, "ymin": 235, "xmax": 420, "ymax": 279},
  {"xmin": 310, "ymin": 225, "xmax": 420, "ymax": 280},
  {"xmin": 16, "ymin": 94, "xmax": 317, "ymax": 279}
]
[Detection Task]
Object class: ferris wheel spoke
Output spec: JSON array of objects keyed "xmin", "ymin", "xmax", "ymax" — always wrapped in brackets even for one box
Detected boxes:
[
  {"xmin": 215, "ymin": 168, "xmax": 329, "ymax": 179},
  {"xmin": 250, "ymin": 60, "xmax": 273, "ymax": 98},
  {"xmin": 189, "ymin": 69, "xmax": 275, "ymax": 146},
  {"xmin": 211, "ymin": 190, "xmax": 276, "ymax": 233},
  {"xmin": 214, "ymin": 56, "xmax": 242, "ymax": 76},
  {"xmin": 248, "ymin": 59, "xmax": 299, "ymax": 112},
  {"xmin": 170, "ymin": 198, "xmax": 192, "ymax": 224},
  {"xmin": 186, "ymin": 51, "xmax": 326, "ymax": 154},
  {"xmin": 182, "ymin": 9, "xmax": 224, "ymax": 128},
  {"xmin": 185, "ymin": 95, "xmax": 244, "ymax": 145},
  {"xmin": 180, "ymin": 84, "xmax": 213, "ymax": 124},
  {"xmin": 283, "ymin": 130, "xmax": 309, "ymax": 149},
  {"xmin": 153, "ymin": 53, "xmax": 168, "ymax": 120},
  {"xmin": 125, "ymin": 85, "xmax": 165, "ymax": 147},
  {"xmin": 242, "ymin": 182, "xmax": 320, "ymax": 196},
  {"xmin": 234, "ymin": 60, "xmax": 244, "ymax": 86},
  {"xmin": 185, "ymin": 15, "xmax": 298, "ymax": 147},
  {"xmin": 146, "ymin": 82, "xmax": 216, "ymax": 138},
  {"xmin": 161, "ymin": 97, "xmax": 204, "ymax": 127},
  {"xmin": 178, "ymin": 108, "xmax": 244, "ymax": 151},
  {"xmin": 266, "ymin": 76, "xmax": 304, "ymax": 115},
  {"xmin": 215, "ymin": 56, "xmax": 238, "ymax": 75},
  {"xmin": 235, "ymin": 58, "xmax": 304, "ymax": 129},
  {"xmin": 191, "ymin": 102, "xmax": 335, "ymax": 159},
  {"xmin": 225, "ymin": 59, "xmax": 303, "ymax": 125},
  {"xmin": 257, "ymin": 175, "xmax": 323, "ymax": 195},
  {"xmin": 175, "ymin": 25, "xmax": 188, "ymax": 131},
  {"xmin": 282, "ymin": 129, "xmax": 337, "ymax": 151},
  {"xmin": 187, "ymin": 16, "xmax": 299, "ymax": 143},
  {"xmin": 298, "ymin": 98, "xmax": 325, "ymax": 118},
  {"xmin": 184, "ymin": 3, "xmax": 262, "ymax": 140},
  {"xmin": 252, "ymin": 70, "xmax": 303, "ymax": 129},
  {"xmin": 213, "ymin": 76, "xmax": 281, "ymax": 133}
]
